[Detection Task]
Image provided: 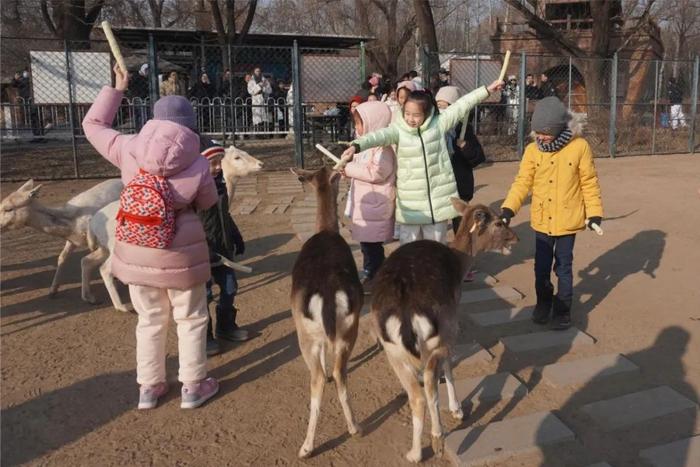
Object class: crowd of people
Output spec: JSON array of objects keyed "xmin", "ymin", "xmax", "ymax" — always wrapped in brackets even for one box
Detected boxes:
[{"xmin": 80, "ymin": 61, "xmax": 607, "ymax": 409}]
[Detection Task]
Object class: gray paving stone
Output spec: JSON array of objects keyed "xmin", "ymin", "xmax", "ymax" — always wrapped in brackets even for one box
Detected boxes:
[
  {"xmin": 580, "ymin": 386, "xmax": 697, "ymax": 431},
  {"xmin": 468, "ymin": 307, "xmax": 533, "ymax": 326},
  {"xmin": 438, "ymin": 372, "xmax": 527, "ymax": 408},
  {"xmin": 539, "ymin": 354, "xmax": 639, "ymax": 387},
  {"xmin": 451, "ymin": 343, "xmax": 494, "ymax": 368},
  {"xmin": 500, "ymin": 327, "xmax": 595, "ymax": 352},
  {"xmin": 445, "ymin": 411, "xmax": 574, "ymax": 466},
  {"xmin": 459, "ymin": 286, "xmax": 523, "ymax": 305},
  {"xmin": 586, "ymin": 463, "xmax": 612, "ymax": 467},
  {"xmin": 639, "ymin": 436, "xmax": 700, "ymax": 467}
]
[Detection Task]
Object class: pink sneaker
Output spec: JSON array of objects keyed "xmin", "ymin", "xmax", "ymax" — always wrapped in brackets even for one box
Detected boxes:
[
  {"xmin": 180, "ymin": 377, "xmax": 219, "ymax": 409},
  {"xmin": 463, "ymin": 270, "xmax": 476, "ymax": 282},
  {"xmin": 138, "ymin": 382, "xmax": 169, "ymax": 410}
]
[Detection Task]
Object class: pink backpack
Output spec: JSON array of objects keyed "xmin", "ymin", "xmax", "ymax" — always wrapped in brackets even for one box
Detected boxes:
[{"xmin": 116, "ymin": 169, "xmax": 176, "ymax": 249}]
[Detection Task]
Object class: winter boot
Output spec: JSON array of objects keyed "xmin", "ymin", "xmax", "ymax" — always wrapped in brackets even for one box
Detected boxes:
[
  {"xmin": 216, "ymin": 306, "xmax": 250, "ymax": 342},
  {"xmin": 532, "ymin": 282, "xmax": 554, "ymax": 324},
  {"xmin": 550, "ymin": 296, "xmax": 572, "ymax": 330}
]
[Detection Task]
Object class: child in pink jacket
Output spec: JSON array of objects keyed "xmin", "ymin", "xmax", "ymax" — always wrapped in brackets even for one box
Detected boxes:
[
  {"xmin": 342, "ymin": 101, "xmax": 396, "ymax": 289},
  {"xmin": 83, "ymin": 66, "xmax": 219, "ymax": 410}
]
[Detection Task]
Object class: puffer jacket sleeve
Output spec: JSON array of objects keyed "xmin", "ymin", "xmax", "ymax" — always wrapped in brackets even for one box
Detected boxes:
[
  {"xmin": 82, "ymin": 86, "xmax": 130, "ymax": 168},
  {"xmin": 438, "ymin": 86, "xmax": 489, "ymax": 134},
  {"xmin": 502, "ymin": 145, "xmax": 537, "ymax": 215},
  {"xmin": 194, "ymin": 163, "xmax": 218, "ymax": 211},
  {"xmin": 354, "ymin": 125, "xmax": 399, "ymax": 152},
  {"xmin": 578, "ymin": 140, "xmax": 603, "ymax": 218},
  {"xmin": 344, "ymin": 148, "xmax": 395, "ymax": 183}
]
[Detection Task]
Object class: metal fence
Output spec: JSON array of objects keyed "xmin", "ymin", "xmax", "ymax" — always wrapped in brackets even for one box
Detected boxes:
[
  {"xmin": 423, "ymin": 49, "xmax": 699, "ymax": 162},
  {"xmin": 1, "ymin": 36, "xmax": 698, "ymax": 180}
]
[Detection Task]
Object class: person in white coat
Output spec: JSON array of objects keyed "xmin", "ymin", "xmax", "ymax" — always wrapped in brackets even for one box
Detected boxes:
[{"xmin": 247, "ymin": 67, "xmax": 272, "ymax": 133}]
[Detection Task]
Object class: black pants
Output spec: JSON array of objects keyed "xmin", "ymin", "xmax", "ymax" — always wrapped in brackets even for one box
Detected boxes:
[
  {"xmin": 360, "ymin": 242, "xmax": 385, "ymax": 280},
  {"xmin": 535, "ymin": 232, "xmax": 575, "ymax": 301}
]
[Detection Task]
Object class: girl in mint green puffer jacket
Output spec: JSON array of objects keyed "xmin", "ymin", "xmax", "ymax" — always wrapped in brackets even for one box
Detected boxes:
[{"xmin": 342, "ymin": 80, "xmax": 503, "ymax": 244}]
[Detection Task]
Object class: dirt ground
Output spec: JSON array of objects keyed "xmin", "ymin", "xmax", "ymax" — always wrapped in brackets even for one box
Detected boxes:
[{"xmin": 1, "ymin": 154, "xmax": 699, "ymax": 466}]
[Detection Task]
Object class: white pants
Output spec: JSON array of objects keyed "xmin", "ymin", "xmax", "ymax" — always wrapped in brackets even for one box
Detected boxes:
[
  {"xmin": 130, "ymin": 284, "xmax": 209, "ymax": 386},
  {"xmin": 398, "ymin": 222, "xmax": 449, "ymax": 245},
  {"xmin": 670, "ymin": 104, "xmax": 687, "ymax": 129}
]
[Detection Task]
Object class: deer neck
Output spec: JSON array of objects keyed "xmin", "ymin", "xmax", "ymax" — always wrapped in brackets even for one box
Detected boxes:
[
  {"xmin": 315, "ymin": 187, "xmax": 339, "ymax": 233},
  {"xmin": 28, "ymin": 203, "xmax": 80, "ymax": 240},
  {"xmin": 449, "ymin": 229, "xmax": 476, "ymax": 276}
]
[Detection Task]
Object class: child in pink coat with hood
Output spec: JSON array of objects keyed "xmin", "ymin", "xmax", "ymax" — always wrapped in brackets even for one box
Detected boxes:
[
  {"xmin": 342, "ymin": 101, "xmax": 396, "ymax": 288},
  {"xmin": 82, "ymin": 67, "xmax": 219, "ymax": 410}
]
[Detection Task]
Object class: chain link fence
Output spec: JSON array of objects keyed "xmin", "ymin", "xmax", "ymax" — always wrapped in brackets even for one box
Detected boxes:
[{"xmin": 1, "ymin": 36, "xmax": 698, "ymax": 180}]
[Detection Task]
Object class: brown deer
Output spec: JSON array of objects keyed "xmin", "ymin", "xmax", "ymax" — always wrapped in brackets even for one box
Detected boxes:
[
  {"xmin": 371, "ymin": 199, "xmax": 518, "ymax": 463},
  {"xmin": 290, "ymin": 166, "xmax": 363, "ymax": 458}
]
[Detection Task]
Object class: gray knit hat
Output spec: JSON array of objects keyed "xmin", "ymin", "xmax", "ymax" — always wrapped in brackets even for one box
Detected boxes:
[
  {"xmin": 153, "ymin": 95, "xmax": 197, "ymax": 130},
  {"xmin": 531, "ymin": 96, "xmax": 570, "ymax": 136}
]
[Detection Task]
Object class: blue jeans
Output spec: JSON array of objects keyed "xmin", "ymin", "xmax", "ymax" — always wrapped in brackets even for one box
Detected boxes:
[
  {"xmin": 206, "ymin": 265, "xmax": 239, "ymax": 330},
  {"xmin": 535, "ymin": 232, "xmax": 575, "ymax": 301}
]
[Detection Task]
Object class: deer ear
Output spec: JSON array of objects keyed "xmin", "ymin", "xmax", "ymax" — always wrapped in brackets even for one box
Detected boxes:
[
  {"xmin": 329, "ymin": 171, "xmax": 341, "ymax": 185},
  {"xmin": 290, "ymin": 167, "xmax": 314, "ymax": 183},
  {"xmin": 28, "ymin": 184, "xmax": 43, "ymax": 198},
  {"xmin": 19, "ymin": 179, "xmax": 35, "ymax": 192},
  {"xmin": 451, "ymin": 197, "xmax": 469, "ymax": 215}
]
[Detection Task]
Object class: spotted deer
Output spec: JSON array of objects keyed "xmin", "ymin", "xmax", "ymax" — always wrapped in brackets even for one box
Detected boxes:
[
  {"xmin": 290, "ymin": 166, "xmax": 363, "ymax": 458},
  {"xmin": 371, "ymin": 199, "xmax": 518, "ymax": 462}
]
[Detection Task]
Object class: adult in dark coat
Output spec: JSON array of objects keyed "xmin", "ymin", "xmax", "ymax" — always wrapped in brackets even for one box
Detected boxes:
[{"xmin": 451, "ymin": 114, "xmax": 486, "ymax": 233}]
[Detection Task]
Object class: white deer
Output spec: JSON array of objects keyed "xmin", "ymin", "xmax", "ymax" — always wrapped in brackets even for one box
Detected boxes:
[
  {"xmin": 84, "ymin": 146, "xmax": 264, "ymax": 312},
  {"xmin": 0, "ymin": 178, "xmax": 123, "ymax": 302},
  {"xmin": 222, "ymin": 145, "xmax": 264, "ymax": 202}
]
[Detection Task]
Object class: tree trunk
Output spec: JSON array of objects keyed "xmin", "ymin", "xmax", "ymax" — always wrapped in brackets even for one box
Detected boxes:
[{"xmin": 412, "ymin": 0, "xmax": 440, "ymax": 91}]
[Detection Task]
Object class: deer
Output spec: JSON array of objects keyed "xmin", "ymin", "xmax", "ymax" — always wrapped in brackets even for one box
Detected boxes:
[
  {"xmin": 289, "ymin": 166, "xmax": 363, "ymax": 459},
  {"xmin": 370, "ymin": 199, "xmax": 518, "ymax": 463},
  {"xmin": 0, "ymin": 178, "xmax": 123, "ymax": 303},
  {"xmin": 83, "ymin": 148, "xmax": 264, "ymax": 312},
  {"xmin": 221, "ymin": 145, "xmax": 264, "ymax": 202}
]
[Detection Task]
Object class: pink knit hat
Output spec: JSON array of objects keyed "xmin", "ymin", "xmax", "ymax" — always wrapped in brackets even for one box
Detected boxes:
[{"xmin": 396, "ymin": 80, "xmax": 417, "ymax": 92}]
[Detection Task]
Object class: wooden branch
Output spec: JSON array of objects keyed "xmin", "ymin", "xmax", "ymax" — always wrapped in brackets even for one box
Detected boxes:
[
  {"xmin": 396, "ymin": 15, "xmax": 417, "ymax": 55},
  {"xmin": 40, "ymin": 0, "xmax": 58, "ymax": 36},
  {"xmin": 369, "ymin": 0, "xmax": 390, "ymax": 18},
  {"xmin": 502, "ymin": 0, "xmax": 586, "ymax": 57}
]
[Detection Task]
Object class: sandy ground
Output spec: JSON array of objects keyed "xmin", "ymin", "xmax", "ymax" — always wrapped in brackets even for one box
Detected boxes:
[{"xmin": 1, "ymin": 154, "xmax": 699, "ymax": 466}]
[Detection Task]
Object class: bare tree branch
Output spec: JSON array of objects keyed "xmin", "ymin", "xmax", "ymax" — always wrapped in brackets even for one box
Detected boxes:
[
  {"xmin": 40, "ymin": 0, "xmax": 58, "ymax": 36},
  {"xmin": 235, "ymin": 0, "xmax": 258, "ymax": 44},
  {"xmin": 615, "ymin": 0, "xmax": 656, "ymax": 53}
]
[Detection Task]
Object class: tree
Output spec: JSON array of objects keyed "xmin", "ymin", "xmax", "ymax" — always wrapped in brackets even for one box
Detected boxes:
[
  {"xmin": 40, "ymin": 0, "xmax": 105, "ymax": 42},
  {"xmin": 355, "ymin": 0, "xmax": 417, "ymax": 80},
  {"xmin": 501, "ymin": 0, "xmax": 660, "ymax": 106},
  {"xmin": 412, "ymin": 0, "xmax": 439, "ymax": 89},
  {"xmin": 659, "ymin": 0, "xmax": 700, "ymax": 76}
]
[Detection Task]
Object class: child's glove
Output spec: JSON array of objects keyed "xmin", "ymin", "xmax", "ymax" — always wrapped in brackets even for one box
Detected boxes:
[
  {"xmin": 587, "ymin": 216, "xmax": 602, "ymax": 230},
  {"xmin": 500, "ymin": 208, "xmax": 515, "ymax": 226}
]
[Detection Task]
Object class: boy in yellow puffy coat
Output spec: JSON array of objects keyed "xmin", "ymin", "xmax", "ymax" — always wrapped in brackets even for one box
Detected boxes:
[{"xmin": 500, "ymin": 97, "xmax": 603, "ymax": 330}]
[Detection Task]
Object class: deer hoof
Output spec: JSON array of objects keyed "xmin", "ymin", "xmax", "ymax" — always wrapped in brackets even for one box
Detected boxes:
[
  {"xmin": 48, "ymin": 289, "xmax": 58, "ymax": 299},
  {"xmin": 298, "ymin": 444, "xmax": 313, "ymax": 459},
  {"xmin": 405, "ymin": 448, "xmax": 422, "ymax": 463},
  {"xmin": 349, "ymin": 423, "xmax": 363, "ymax": 437},
  {"xmin": 432, "ymin": 435, "xmax": 445, "ymax": 458},
  {"xmin": 450, "ymin": 407, "xmax": 464, "ymax": 420},
  {"xmin": 116, "ymin": 304, "xmax": 133, "ymax": 313},
  {"xmin": 82, "ymin": 293, "xmax": 99, "ymax": 305}
]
